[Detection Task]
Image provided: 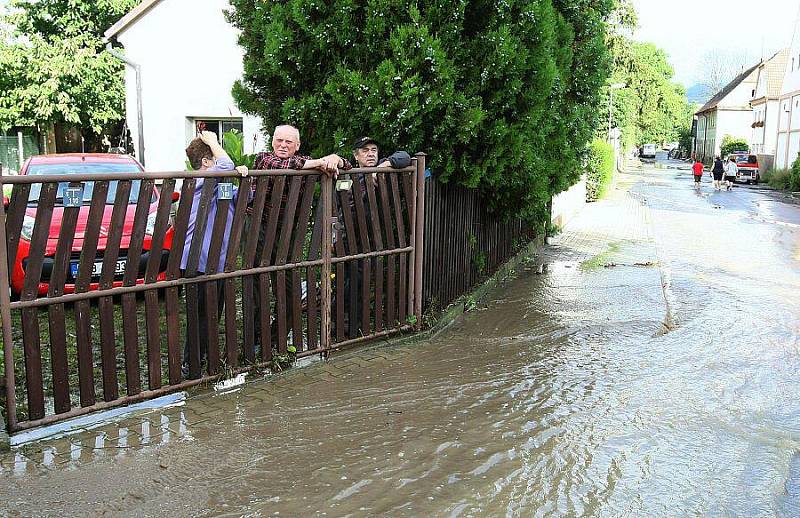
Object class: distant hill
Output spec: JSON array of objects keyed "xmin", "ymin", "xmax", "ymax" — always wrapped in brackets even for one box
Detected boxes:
[{"xmin": 686, "ymin": 84, "xmax": 710, "ymax": 106}]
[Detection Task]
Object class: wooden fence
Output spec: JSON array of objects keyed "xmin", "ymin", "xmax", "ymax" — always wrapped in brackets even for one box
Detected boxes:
[
  {"xmin": 422, "ymin": 178, "xmax": 537, "ymax": 312},
  {"xmin": 0, "ymin": 157, "xmax": 425, "ymax": 433}
]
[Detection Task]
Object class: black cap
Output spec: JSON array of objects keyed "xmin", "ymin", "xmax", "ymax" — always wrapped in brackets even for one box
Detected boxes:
[{"xmin": 352, "ymin": 136, "xmax": 379, "ymax": 150}]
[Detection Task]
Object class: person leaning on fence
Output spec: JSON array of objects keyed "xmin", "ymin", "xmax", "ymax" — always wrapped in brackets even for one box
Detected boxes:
[
  {"xmin": 251, "ymin": 124, "xmax": 352, "ymax": 350},
  {"xmin": 181, "ymin": 130, "xmax": 249, "ymax": 379},
  {"xmin": 339, "ymin": 137, "xmax": 412, "ymax": 337}
]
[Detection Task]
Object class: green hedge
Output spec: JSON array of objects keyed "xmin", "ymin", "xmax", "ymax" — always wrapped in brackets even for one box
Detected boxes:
[
  {"xmin": 227, "ymin": 0, "xmax": 615, "ymax": 224},
  {"xmin": 586, "ymin": 139, "xmax": 614, "ymax": 201}
]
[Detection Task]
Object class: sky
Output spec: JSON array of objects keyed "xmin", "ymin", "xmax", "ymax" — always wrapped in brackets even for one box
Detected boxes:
[{"xmin": 632, "ymin": 0, "xmax": 800, "ymax": 87}]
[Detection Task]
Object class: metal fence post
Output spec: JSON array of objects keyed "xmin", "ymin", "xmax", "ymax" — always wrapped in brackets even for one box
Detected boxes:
[
  {"xmin": 320, "ymin": 174, "xmax": 332, "ymax": 352},
  {"xmin": 413, "ymin": 153, "xmax": 426, "ymax": 330},
  {"xmin": 0, "ymin": 164, "xmax": 18, "ymax": 437}
]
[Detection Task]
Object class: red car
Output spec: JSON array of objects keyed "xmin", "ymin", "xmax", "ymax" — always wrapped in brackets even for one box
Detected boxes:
[{"xmin": 8, "ymin": 154, "xmax": 175, "ymax": 296}]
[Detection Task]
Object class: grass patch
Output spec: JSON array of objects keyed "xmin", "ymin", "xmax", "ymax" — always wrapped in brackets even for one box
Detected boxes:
[
  {"xmin": 580, "ymin": 242, "xmax": 621, "ymax": 271},
  {"xmin": 763, "ymin": 166, "xmax": 800, "ymax": 191}
]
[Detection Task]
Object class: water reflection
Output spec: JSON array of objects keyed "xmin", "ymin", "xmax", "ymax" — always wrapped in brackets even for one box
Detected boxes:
[{"xmin": 1, "ymin": 410, "xmax": 193, "ymax": 474}]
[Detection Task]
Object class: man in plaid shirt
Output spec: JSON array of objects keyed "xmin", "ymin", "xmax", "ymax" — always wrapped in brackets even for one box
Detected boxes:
[
  {"xmin": 252, "ymin": 125, "xmax": 352, "ymax": 352},
  {"xmin": 254, "ymin": 124, "xmax": 350, "ymax": 174}
]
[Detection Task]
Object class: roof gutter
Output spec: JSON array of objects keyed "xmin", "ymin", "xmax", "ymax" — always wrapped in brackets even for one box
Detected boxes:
[{"xmin": 106, "ymin": 42, "xmax": 145, "ymax": 167}]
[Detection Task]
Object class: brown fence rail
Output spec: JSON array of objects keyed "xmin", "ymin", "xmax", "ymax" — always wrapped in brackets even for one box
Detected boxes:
[
  {"xmin": 422, "ymin": 178, "xmax": 536, "ymax": 313},
  {"xmin": 0, "ymin": 155, "xmax": 426, "ymax": 433}
]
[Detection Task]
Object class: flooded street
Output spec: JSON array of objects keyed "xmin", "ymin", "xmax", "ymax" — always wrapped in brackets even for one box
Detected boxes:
[{"xmin": 3, "ymin": 158, "xmax": 800, "ymax": 516}]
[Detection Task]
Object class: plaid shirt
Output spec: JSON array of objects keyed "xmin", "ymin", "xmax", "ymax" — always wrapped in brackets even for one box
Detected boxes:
[
  {"xmin": 253, "ymin": 152, "xmax": 353, "ymax": 221},
  {"xmin": 254, "ymin": 152, "xmax": 309, "ymax": 171}
]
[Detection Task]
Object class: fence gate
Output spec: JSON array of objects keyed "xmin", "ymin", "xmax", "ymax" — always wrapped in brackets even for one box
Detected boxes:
[{"xmin": 0, "ymin": 154, "xmax": 426, "ymax": 434}]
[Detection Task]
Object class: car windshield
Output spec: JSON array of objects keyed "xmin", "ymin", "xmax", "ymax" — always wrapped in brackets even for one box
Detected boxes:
[
  {"xmin": 734, "ymin": 155, "xmax": 756, "ymax": 164},
  {"xmin": 25, "ymin": 162, "xmax": 152, "ymax": 206}
]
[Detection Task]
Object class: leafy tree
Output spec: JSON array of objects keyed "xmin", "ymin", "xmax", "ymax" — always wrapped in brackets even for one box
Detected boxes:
[
  {"xmin": 605, "ymin": 2, "xmax": 691, "ymax": 152},
  {"xmin": 719, "ymin": 135, "xmax": 748, "ymax": 157},
  {"xmin": 0, "ymin": 0, "xmax": 137, "ymax": 135},
  {"xmin": 227, "ymin": 0, "xmax": 615, "ymax": 222}
]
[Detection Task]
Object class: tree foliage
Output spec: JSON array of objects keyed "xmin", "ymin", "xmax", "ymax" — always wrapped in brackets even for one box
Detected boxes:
[
  {"xmin": 609, "ymin": 40, "xmax": 691, "ymax": 149},
  {"xmin": 0, "ymin": 0, "xmax": 137, "ymax": 133},
  {"xmin": 228, "ymin": 0, "xmax": 616, "ymax": 222},
  {"xmin": 605, "ymin": 3, "xmax": 691, "ymax": 151},
  {"xmin": 720, "ymin": 135, "xmax": 748, "ymax": 157}
]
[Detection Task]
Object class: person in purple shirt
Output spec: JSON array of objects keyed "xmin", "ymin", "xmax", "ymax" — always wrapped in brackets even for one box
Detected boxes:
[{"xmin": 181, "ymin": 130, "xmax": 248, "ymax": 378}]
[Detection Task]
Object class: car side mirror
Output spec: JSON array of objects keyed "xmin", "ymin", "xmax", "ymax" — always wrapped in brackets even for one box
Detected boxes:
[{"xmin": 171, "ymin": 191, "xmax": 180, "ymax": 202}]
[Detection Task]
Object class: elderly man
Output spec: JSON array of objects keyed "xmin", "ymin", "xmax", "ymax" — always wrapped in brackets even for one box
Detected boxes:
[
  {"xmin": 252, "ymin": 125, "xmax": 352, "ymax": 352},
  {"xmin": 254, "ymin": 124, "xmax": 349, "ymax": 174}
]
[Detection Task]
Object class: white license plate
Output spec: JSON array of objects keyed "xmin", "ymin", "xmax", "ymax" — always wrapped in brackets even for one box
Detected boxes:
[{"xmin": 70, "ymin": 259, "xmax": 127, "ymax": 277}]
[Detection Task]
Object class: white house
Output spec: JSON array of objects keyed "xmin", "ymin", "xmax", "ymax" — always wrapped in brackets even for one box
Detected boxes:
[
  {"xmin": 104, "ymin": 0, "xmax": 265, "ymax": 172},
  {"xmin": 694, "ymin": 63, "xmax": 759, "ymax": 163},
  {"xmin": 775, "ymin": 13, "xmax": 800, "ymax": 169},
  {"xmin": 750, "ymin": 49, "xmax": 789, "ymax": 163}
]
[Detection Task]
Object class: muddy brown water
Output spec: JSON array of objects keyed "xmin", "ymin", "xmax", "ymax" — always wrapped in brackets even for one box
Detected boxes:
[{"xmin": 2, "ymin": 161, "xmax": 800, "ymax": 516}]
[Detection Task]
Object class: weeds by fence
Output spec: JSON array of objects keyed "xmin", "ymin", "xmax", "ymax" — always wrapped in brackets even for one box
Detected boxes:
[{"xmin": 422, "ymin": 178, "xmax": 537, "ymax": 314}]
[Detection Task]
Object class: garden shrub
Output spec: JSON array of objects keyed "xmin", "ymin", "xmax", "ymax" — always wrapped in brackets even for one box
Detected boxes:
[
  {"xmin": 585, "ymin": 139, "xmax": 615, "ymax": 201},
  {"xmin": 765, "ymin": 158, "xmax": 800, "ymax": 191}
]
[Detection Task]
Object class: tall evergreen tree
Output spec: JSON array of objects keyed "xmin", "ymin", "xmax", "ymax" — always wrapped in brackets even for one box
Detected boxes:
[{"xmin": 228, "ymin": 0, "xmax": 615, "ymax": 222}]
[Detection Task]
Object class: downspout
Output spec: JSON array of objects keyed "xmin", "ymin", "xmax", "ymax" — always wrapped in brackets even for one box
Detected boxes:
[{"xmin": 106, "ymin": 42, "xmax": 145, "ymax": 167}]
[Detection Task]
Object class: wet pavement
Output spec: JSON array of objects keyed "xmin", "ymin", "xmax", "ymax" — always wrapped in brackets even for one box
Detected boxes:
[{"xmin": 2, "ymin": 158, "xmax": 800, "ymax": 516}]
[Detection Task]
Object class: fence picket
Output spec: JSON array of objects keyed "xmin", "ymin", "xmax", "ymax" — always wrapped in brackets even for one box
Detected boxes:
[{"xmin": 46, "ymin": 194, "xmax": 81, "ymax": 414}]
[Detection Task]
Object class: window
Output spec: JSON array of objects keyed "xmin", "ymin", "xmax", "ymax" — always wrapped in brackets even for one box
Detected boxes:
[{"xmin": 191, "ymin": 118, "xmax": 244, "ymax": 143}]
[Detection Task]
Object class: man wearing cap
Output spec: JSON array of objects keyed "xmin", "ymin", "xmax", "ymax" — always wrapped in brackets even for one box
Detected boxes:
[
  {"xmin": 351, "ymin": 136, "xmax": 411, "ymax": 170},
  {"xmin": 337, "ymin": 137, "xmax": 411, "ymax": 337}
]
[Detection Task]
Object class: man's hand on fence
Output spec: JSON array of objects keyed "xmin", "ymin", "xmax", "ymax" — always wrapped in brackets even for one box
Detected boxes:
[
  {"xmin": 236, "ymin": 165, "xmax": 249, "ymax": 177},
  {"xmin": 320, "ymin": 154, "xmax": 343, "ymax": 178}
]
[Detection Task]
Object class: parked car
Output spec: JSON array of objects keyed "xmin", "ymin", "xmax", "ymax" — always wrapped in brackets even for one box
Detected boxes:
[
  {"xmin": 640, "ymin": 143, "xmax": 657, "ymax": 159},
  {"xmin": 7, "ymin": 154, "xmax": 175, "ymax": 296},
  {"xmin": 728, "ymin": 153, "xmax": 760, "ymax": 184}
]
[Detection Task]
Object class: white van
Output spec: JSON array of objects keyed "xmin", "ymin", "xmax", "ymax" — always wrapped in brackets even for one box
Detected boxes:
[{"xmin": 641, "ymin": 144, "xmax": 657, "ymax": 159}]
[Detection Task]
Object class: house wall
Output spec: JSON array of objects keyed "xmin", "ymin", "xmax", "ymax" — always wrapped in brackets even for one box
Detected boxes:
[
  {"xmin": 116, "ymin": 0, "xmax": 265, "ymax": 172},
  {"xmin": 714, "ymin": 108, "xmax": 753, "ymax": 155},
  {"xmin": 776, "ymin": 94, "xmax": 800, "ymax": 168},
  {"xmin": 695, "ymin": 112, "xmax": 715, "ymax": 162},
  {"xmin": 751, "ymin": 102, "xmax": 766, "ymax": 153},
  {"xmin": 764, "ymin": 100, "xmax": 780, "ymax": 155},
  {"xmin": 776, "ymin": 14, "xmax": 800, "ymax": 169}
]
